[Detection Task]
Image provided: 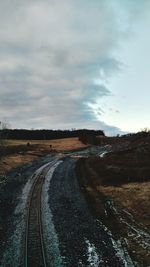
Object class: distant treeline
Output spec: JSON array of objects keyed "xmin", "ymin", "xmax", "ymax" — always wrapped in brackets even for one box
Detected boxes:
[
  {"xmin": 0, "ymin": 129, "xmax": 104, "ymax": 140},
  {"xmin": 121, "ymin": 131, "xmax": 150, "ymax": 140},
  {"xmin": 79, "ymin": 130, "xmax": 150, "ymax": 146}
]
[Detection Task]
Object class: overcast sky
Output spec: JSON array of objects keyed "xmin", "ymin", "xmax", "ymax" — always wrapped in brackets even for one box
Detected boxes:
[{"xmin": 0, "ymin": 0, "xmax": 149, "ymax": 135}]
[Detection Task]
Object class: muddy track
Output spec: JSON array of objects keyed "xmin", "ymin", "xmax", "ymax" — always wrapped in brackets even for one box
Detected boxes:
[{"xmin": 24, "ymin": 162, "xmax": 55, "ymax": 267}]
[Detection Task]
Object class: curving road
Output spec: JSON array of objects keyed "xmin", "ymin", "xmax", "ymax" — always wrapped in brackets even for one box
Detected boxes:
[
  {"xmin": 0, "ymin": 149, "xmax": 135, "ymax": 267},
  {"xmin": 45, "ymin": 156, "xmax": 125, "ymax": 266}
]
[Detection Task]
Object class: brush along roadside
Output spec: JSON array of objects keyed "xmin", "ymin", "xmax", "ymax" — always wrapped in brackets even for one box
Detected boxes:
[{"xmin": 76, "ymin": 150, "xmax": 150, "ymax": 267}]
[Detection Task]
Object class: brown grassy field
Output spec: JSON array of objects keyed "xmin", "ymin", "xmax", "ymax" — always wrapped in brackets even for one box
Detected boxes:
[
  {"xmin": 0, "ymin": 137, "xmax": 87, "ymax": 173},
  {"xmin": 6, "ymin": 137, "xmax": 87, "ymax": 151}
]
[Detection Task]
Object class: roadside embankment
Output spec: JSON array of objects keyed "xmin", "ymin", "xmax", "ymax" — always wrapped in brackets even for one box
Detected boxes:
[{"xmin": 76, "ymin": 143, "xmax": 150, "ymax": 266}]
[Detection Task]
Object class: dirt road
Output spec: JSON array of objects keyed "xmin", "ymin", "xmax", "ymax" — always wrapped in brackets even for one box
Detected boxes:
[
  {"xmin": 47, "ymin": 157, "xmax": 126, "ymax": 266},
  {"xmin": 0, "ymin": 148, "xmax": 141, "ymax": 266}
]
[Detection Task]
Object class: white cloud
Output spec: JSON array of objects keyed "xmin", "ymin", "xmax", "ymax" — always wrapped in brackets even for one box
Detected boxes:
[{"xmin": 0, "ymin": 0, "xmax": 148, "ymax": 134}]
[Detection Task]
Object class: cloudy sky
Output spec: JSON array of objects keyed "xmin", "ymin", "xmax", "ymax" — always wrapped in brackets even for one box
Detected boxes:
[{"xmin": 0, "ymin": 0, "xmax": 149, "ymax": 135}]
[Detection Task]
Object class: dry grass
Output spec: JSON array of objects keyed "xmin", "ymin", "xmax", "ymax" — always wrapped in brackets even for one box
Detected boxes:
[
  {"xmin": 0, "ymin": 137, "xmax": 87, "ymax": 173},
  {"xmin": 6, "ymin": 137, "xmax": 87, "ymax": 151},
  {"xmin": 99, "ymin": 182, "xmax": 150, "ymax": 227},
  {"xmin": 78, "ymin": 144, "xmax": 150, "ymax": 225},
  {"xmin": 0, "ymin": 153, "xmax": 39, "ymax": 173}
]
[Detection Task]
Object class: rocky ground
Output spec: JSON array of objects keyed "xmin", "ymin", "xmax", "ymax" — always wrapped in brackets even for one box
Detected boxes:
[
  {"xmin": 0, "ymin": 139, "xmax": 149, "ymax": 266},
  {"xmin": 48, "ymin": 156, "xmax": 133, "ymax": 266},
  {"xmin": 0, "ymin": 153, "xmax": 56, "ymax": 265}
]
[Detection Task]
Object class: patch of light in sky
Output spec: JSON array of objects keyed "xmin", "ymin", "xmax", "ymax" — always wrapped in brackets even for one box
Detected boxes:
[{"xmin": 91, "ymin": 4, "xmax": 150, "ymax": 133}]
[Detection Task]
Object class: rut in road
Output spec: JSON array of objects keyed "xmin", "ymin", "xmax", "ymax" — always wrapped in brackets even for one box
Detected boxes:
[{"xmin": 24, "ymin": 163, "xmax": 53, "ymax": 267}]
